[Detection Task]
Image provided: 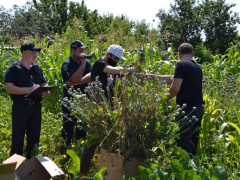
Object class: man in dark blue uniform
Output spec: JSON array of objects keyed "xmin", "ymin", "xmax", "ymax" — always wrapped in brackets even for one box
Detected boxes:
[
  {"xmin": 166, "ymin": 43, "xmax": 204, "ymax": 157},
  {"xmin": 61, "ymin": 40, "xmax": 92, "ymax": 146},
  {"xmin": 4, "ymin": 42, "xmax": 49, "ymax": 159}
]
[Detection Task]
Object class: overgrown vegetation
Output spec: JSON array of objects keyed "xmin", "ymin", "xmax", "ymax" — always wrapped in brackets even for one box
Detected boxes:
[
  {"xmin": 0, "ymin": 0, "xmax": 239, "ymax": 53},
  {"xmin": 1, "ymin": 33, "xmax": 240, "ymax": 178},
  {"xmin": 0, "ymin": 0, "xmax": 240, "ymax": 179}
]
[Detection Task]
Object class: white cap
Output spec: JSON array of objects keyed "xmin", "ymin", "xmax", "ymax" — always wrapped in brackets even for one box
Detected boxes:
[{"xmin": 107, "ymin": 45, "xmax": 126, "ymax": 60}]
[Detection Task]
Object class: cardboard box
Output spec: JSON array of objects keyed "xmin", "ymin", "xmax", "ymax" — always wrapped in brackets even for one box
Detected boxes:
[
  {"xmin": 0, "ymin": 154, "xmax": 26, "ymax": 180},
  {"xmin": 0, "ymin": 154, "xmax": 64, "ymax": 180},
  {"xmin": 16, "ymin": 156, "xmax": 65, "ymax": 180},
  {"xmin": 99, "ymin": 148, "xmax": 124, "ymax": 180},
  {"xmin": 99, "ymin": 149, "xmax": 141, "ymax": 180}
]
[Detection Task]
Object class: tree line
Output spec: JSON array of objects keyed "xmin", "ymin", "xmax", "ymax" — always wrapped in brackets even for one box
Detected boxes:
[{"xmin": 0, "ymin": 0, "xmax": 239, "ymax": 55}]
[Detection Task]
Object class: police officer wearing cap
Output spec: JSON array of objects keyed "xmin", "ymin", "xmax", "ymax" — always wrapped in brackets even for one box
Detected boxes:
[
  {"xmin": 4, "ymin": 42, "xmax": 49, "ymax": 159},
  {"xmin": 61, "ymin": 40, "xmax": 92, "ymax": 147}
]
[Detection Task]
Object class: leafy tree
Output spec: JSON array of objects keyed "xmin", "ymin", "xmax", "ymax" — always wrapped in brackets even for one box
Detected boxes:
[
  {"xmin": 84, "ymin": 10, "xmax": 100, "ymax": 37},
  {"xmin": 194, "ymin": 43, "xmax": 213, "ymax": 63},
  {"xmin": 156, "ymin": 0, "xmax": 240, "ymax": 54},
  {"xmin": 201, "ymin": 0, "xmax": 240, "ymax": 54},
  {"xmin": 156, "ymin": 0, "xmax": 202, "ymax": 50},
  {"xmin": 0, "ymin": 3, "xmax": 52, "ymax": 39},
  {"xmin": 68, "ymin": 1, "xmax": 88, "ymax": 20},
  {"xmin": 0, "ymin": 6, "xmax": 11, "ymax": 39},
  {"xmin": 33, "ymin": 0, "xmax": 68, "ymax": 34},
  {"xmin": 0, "ymin": 0, "xmax": 154, "ymax": 50},
  {"xmin": 133, "ymin": 20, "xmax": 150, "ymax": 43}
]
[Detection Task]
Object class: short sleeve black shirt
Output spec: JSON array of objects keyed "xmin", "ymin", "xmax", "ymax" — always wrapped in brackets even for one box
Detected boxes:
[
  {"xmin": 61, "ymin": 56, "xmax": 92, "ymax": 98},
  {"xmin": 4, "ymin": 61, "xmax": 46, "ymax": 101},
  {"xmin": 174, "ymin": 60, "xmax": 204, "ymax": 106},
  {"xmin": 91, "ymin": 59, "xmax": 115, "ymax": 99}
]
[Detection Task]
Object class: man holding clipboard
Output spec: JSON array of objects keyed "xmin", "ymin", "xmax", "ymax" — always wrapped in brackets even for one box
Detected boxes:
[{"xmin": 4, "ymin": 42, "xmax": 50, "ymax": 159}]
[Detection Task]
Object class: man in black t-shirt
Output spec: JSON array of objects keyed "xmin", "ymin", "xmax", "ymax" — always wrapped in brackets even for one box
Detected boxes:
[
  {"xmin": 91, "ymin": 44, "xmax": 140, "ymax": 99},
  {"xmin": 166, "ymin": 43, "xmax": 204, "ymax": 157},
  {"xmin": 4, "ymin": 42, "xmax": 50, "ymax": 159}
]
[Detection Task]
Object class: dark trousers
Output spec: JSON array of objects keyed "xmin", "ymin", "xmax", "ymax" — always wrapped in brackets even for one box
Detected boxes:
[
  {"xmin": 61, "ymin": 106, "xmax": 86, "ymax": 146},
  {"xmin": 11, "ymin": 101, "xmax": 42, "ymax": 159},
  {"xmin": 176, "ymin": 105, "xmax": 204, "ymax": 157},
  {"xmin": 61, "ymin": 107, "xmax": 96, "ymax": 173}
]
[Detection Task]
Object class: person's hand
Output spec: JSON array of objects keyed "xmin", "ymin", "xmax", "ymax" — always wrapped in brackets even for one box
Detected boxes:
[
  {"xmin": 132, "ymin": 66, "xmax": 141, "ymax": 73},
  {"xmin": 30, "ymin": 84, "xmax": 40, "ymax": 92},
  {"xmin": 42, "ymin": 91, "xmax": 50, "ymax": 98},
  {"xmin": 79, "ymin": 53, "xmax": 87, "ymax": 64},
  {"xmin": 65, "ymin": 80, "xmax": 74, "ymax": 87}
]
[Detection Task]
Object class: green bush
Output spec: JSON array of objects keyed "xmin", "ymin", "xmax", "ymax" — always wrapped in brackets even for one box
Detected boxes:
[{"xmin": 195, "ymin": 44, "xmax": 213, "ymax": 64}]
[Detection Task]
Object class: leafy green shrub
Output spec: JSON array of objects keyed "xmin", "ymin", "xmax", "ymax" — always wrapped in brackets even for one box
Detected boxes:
[
  {"xmin": 224, "ymin": 43, "xmax": 240, "ymax": 75},
  {"xmin": 194, "ymin": 44, "xmax": 213, "ymax": 64},
  {"xmin": 62, "ymin": 71, "xmax": 179, "ymax": 160},
  {"xmin": 140, "ymin": 146, "xmax": 229, "ymax": 180}
]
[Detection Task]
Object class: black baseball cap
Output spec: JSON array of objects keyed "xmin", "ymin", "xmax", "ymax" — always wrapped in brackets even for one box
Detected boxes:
[
  {"xmin": 21, "ymin": 42, "xmax": 41, "ymax": 52},
  {"xmin": 70, "ymin": 40, "xmax": 87, "ymax": 48}
]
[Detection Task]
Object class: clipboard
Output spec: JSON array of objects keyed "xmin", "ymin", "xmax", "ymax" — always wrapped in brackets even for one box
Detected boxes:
[{"xmin": 25, "ymin": 86, "xmax": 53, "ymax": 99}]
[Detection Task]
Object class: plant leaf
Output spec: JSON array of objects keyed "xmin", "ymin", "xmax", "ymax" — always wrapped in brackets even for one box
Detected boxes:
[
  {"xmin": 210, "ymin": 166, "xmax": 228, "ymax": 180},
  {"xmin": 228, "ymin": 122, "xmax": 240, "ymax": 135},
  {"xmin": 66, "ymin": 149, "xmax": 80, "ymax": 175},
  {"xmin": 139, "ymin": 166, "xmax": 152, "ymax": 180}
]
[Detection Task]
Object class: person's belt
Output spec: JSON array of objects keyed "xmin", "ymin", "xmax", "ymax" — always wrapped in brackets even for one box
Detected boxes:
[{"xmin": 14, "ymin": 99, "xmax": 40, "ymax": 106}]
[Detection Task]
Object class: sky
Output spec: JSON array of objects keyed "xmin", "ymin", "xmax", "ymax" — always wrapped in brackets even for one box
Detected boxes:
[{"xmin": 1, "ymin": 0, "xmax": 240, "ymax": 30}]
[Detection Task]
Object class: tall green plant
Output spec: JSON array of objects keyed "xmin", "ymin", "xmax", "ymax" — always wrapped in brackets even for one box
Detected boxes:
[{"xmin": 62, "ymin": 70, "xmax": 179, "ymax": 160}]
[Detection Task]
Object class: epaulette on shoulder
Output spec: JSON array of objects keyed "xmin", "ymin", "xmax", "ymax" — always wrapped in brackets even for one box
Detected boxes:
[{"xmin": 11, "ymin": 61, "xmax": 22, "ymax": 69}]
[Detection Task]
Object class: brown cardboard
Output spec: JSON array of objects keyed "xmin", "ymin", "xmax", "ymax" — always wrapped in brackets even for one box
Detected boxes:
[
  {"xmin": 99, "ymin": 148, "xmax": 124, "ymax": 180},
  {"xmin": 99, "ymin": 149, "xmax": 141, "ymax": 179},
  {"xmin": 0, "ymin": 154, "xmax": 64, "ymax": 180},
  {"xmin": 2, "ymin": 154, "xmax": 26, "ymax": 169},
  {"xmin": 0, "ymin": 154, "xmax": 26, "ymax": 180},
  {"xmin": 0, "ymin": 162, "xmax": 16, "ymax": 180},
  {"xmin": 16, "ymin": 156, "xmax": 64, "ymax": 180}
]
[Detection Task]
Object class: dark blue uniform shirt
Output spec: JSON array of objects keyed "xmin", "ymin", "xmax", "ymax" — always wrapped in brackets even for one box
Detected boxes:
[
  {"xmin": 61, "ymin": 56, "xmax": 92, "ymax": 98},
  {"xmin": 4, "ymin": 61, "xmax": 46, "ymax": 102}
]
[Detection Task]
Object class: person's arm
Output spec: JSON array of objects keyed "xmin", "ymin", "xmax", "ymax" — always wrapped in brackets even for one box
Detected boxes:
[
  {"xmin": 165, "ymin": 78, "xmax": 183, "ymax": 102},
  {"xmin": 69, "ymin": 54, "xmax": 87, "ymax": 84},
  {"xmin": 103, "ymin": 66, "xmax": 140, "ymax": 75},
  {"xmin": 145, "ymin": 74, "xmax": 173, "ymax": 84},
  {"xmin": 5, "ymin": 82, "xmax": 39, "ymax": 95},
  {"xmin": 65, "ymin": 73, "xmax": 91, "ymax": 87}
]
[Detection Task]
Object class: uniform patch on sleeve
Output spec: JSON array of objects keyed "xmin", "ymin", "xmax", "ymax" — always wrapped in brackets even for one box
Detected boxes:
[{"xmin": 63, "ymin": 64, "xmax": 68, "ymax": 71}]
